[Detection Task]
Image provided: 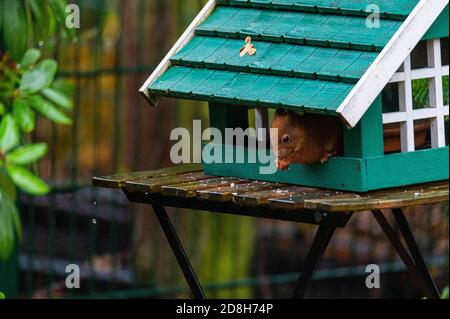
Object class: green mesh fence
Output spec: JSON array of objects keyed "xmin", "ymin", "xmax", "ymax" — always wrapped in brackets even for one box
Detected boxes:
[{"xmin": 1, "ymin": 0, "xmax": 447, "ymax": 299}]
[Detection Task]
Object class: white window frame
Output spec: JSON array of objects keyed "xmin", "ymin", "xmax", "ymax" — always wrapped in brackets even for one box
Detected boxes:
[{"xmin": 382, "ymin": 38, "xmax": 449, "ymax": 152}]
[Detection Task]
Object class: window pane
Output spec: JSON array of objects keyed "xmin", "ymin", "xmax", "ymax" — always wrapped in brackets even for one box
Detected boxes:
[
  {"xmin": 445, "ymin": 116, "xmax": 449, "ymax": 147},
  {"xmin": 441, "ymin": 37, "xmax": 449, "ymax": 66},
  {"xmin": 443, "ymin": 75, "xmax": 449, "ymax": 106},
  {"xmin": 412, "ymin": 79, "xmax": 430, "ymax": 109},
  {"xmin": 382, "ymin": 82, "xmax": 400, "ymax": 113},
  {"xmin": 411, "ymin": 40, "xmax": 428, "ymax": 69},
  {"xmin": 414, "ymin": 119, "xmax": 432, "ymax": 150}
]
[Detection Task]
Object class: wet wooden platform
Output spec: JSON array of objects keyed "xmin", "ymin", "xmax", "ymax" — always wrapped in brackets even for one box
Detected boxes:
[{"xmin": 93, "ymin": 164, "xmax": 448, "ymax": 227}]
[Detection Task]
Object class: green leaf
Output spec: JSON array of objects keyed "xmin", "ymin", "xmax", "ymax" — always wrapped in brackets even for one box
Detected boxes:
[
  {"xmin": 0, "ymin": 0, "xmax": 3, "ymax": 39},
  {"xmin": 0, "ymin": 198, "xmax": 14, "ymax": 261},
  {"xmin": 20, "ymin": 49, "xmax": 41, "ymax": 69},
  {"xmin": 6, "ymin": 143, "xmax": 48, "ymax": 165},
  {"xmin": 28, "ymin": 95, "xmax": 72, "ymax": 125},
  {"xmin": 52, "ymin": 79, "xmax": 75, "ymax": 96},
  {"xmin": 0, "ymin": 102, "xmax": 5, "ymax": 115},
  {"xmin": 0, "ymin": 115, "xmax": 20, "ymax": 153},
  {"xmin": 0, "ymin": 190, "xmax": 21, "ymax": 261},
  {"xmin": 2, "ymin": 0, "xmax": 28, "ymax": 61},
  {"xmin": 29, "ymin": 0, "xmax": 52, "ymax": 42},
  {"xmin": 13, "ymin": 98, "xmax": 36, "ymax": 133},
  {"xmin": 19, "ymin": 59, "xmax": 58, "ymax": 94},
  {"xmin": 442, "ymin": 286, "xmax": 449, "ymax": 299},
  {"xmin": 0, "ymin": 292, "xmax": 5, "ymax": 299},
  {"xmin": 6, "ymin": 164, "xmax": 50, "ymax": 195},
  {"xmin": 0, "ymin": 169, "xmax": 17, "ymax": 202},
  {"xmin": 42, "ymin": 87, "xmax": 73, "ymax": 109},
  {"xmin": 48, "ymin": 0, "xmax": 76, "ymax": 38}
]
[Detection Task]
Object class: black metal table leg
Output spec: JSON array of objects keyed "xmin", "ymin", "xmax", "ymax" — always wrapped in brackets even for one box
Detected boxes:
[
  {"xmin": 152, "ymin": 205, "xmax": 206, "ymax": 299},
  {"xmin": 392, "ymin": 208, "xmax": 440, "ymax": 299},
  {"xmin": 372, "ymin": 210, "xmax": 439, "ymax": 299},
  {"xmin": 291, "ymin": 223, "xmax": 336, "ymax": 299}
]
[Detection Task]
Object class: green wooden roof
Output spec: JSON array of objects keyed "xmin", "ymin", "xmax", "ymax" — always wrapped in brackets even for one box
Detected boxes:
[{"xmin": 146, "ymin": 0, "xmax": 419, "ymax": 115}]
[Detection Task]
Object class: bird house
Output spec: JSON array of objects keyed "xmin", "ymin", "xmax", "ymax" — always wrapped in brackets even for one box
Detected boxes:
[{"xmin": 140, "ymin": 0, "xmax": 449, "ymax": 192}]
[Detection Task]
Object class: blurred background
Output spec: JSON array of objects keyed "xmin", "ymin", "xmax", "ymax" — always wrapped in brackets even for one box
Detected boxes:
[{"xmin": 0, "ymin": 0, "xmax": 448, "ymax": 299}]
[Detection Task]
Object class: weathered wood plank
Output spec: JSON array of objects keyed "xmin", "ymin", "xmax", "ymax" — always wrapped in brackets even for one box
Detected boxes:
[
  {"xmin": 232, "ymin": 186, "xmax": 316, "ymax": 206},
  {"xmin": 92, "ymin": 164, "xmax": 203, "ymax": 189},
  {"xmin": 305, "ymin": 188, "xmax": 449, "ymax": 212},
  {"xmin": 197, "ymin": 181, "xmax": 284, "ymax": 202},
  {"xmin": 370, "ymin": 180, "xmax": 449, "ymax": 195},
  {"xmin": 125, "ymin": 172, "xmax": 214, "ymax": 193},
  {"xmin": 268, "ymin": 191, "xmax": 359, "ymax": 210},
  {"xmin": 95, "ymin": 164, "xmax": 448, "ymax": 215},
  {"xmin": 161, "ymin": 177, "xmax": 247, "ymax": 198}
]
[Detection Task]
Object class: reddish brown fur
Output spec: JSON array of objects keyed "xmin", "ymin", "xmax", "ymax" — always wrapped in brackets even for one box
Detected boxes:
[{"xmin": 271, "ymin": 109, "xmax": 343, "ymax": 170}]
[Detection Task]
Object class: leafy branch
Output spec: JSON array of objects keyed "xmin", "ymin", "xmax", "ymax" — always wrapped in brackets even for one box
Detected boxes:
[{"xmin": 0, "ymin": 0, "xmax": 74, "ymax": 260}]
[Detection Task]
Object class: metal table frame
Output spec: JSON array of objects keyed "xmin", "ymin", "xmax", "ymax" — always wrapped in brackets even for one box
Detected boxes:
[{"xmin": 123, "ymin": 190, "xmax": 441, "ymax": 299}]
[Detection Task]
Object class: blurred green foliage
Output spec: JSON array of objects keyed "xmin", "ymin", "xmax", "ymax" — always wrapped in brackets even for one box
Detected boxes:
[
  {"xmin": 0, "ymin": 0, "xmax": 74, "ymax": 260},
  {"xmin": 442, "ymin": 286, "xmax": 449, "ymax": 299},
  {"xmin": 413, "ymin": 76, "xmax": 449, "ymax": 107}
]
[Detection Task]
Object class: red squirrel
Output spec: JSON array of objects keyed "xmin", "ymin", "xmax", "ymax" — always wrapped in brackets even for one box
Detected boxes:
[{"xmin": 271, "ymin": 109, "xmax": 343, "ymax": 170}]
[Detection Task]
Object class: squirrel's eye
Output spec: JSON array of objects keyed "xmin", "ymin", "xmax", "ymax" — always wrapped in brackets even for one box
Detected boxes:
[{"xmin": 282, "ymin": 135, "xmax": 290, "ymax": 144}]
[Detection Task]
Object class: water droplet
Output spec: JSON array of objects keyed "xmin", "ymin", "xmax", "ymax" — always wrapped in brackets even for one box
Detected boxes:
[
  {"xmin": 92, "ymin": 219, "xmax": 97, "ymax": 224},
  {"xmin": 93, "ymin": 201, "xmax": 97, "ymax": 206}
]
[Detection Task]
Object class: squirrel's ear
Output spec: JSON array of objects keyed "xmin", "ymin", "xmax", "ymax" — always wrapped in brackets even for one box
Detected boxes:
[{"xmin": 275, "ymin": 108, "xmax": 287, "ymax": 116}]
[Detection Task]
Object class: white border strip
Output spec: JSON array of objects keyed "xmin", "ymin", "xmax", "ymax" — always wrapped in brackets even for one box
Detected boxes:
[
  {"xmin": 336, "ymin": 0, "xmax": 448, "ymax": 128},
  {"xmin": 389, "ymin": 66, "xmax": 449, "ymax": 82},
  {"xmin": 139, "ymin": 0, "xmax": 217, "ymax": 105}
]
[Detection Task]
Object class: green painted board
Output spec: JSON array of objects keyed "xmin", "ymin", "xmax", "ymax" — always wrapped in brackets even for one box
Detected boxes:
[
  {"xmin": 196, "ymin": 6, "xmax": 402, "ymax": 51},
  {"xmin": 171, "ymin": 36, "xmax": 207, "ymax": 62},
  {"xmin": 178, "ymin": 37, "xmax": 227, "ymax": 63},
  {"xmin": 280, "ymin": 79, "xmax": 327, "ymax": 110},
  {"xmin": 235, "ymin": 75, "xmax": 282, "ymax": 102},
  {"xmin": 218, "ymin": 1, "xmax": 418, "ymax": 19},
  {"xmin": 202, "ymin": 144, "xmax": 448, "ymax": 192},
  {"xmin": 344, "ymin": 96, "xmax": 384, "ymax": 158},
  {"xmin": 167, "ymin": 68, "xmax": 213, "ymax": 96},
  {"xmin": 302, "ymin": 81, "xmax": 353, "ymax": 111},
  {"xmin": 202, "ymin": 143, "xmax": 367, "ymax": 191},
  {"xmin": 214, "ymin": 72, "xmax": 260, "ymax": 103},
  {"xmin": 365, "ymin": 147, "xmax": 449, "ymax": 190},
  {"xmin": 195, "ymin": 5, "xmax": 239, "ymax": 31},
  {"xmin": 342, "ymin": 51, "xmax": 379, "ymax": 82},
  {"xmin": 259, "ymin": 77, "xmax": 306, "ymax": 105},
  {"xmin": 148, "ymin": 66, "xmax": 354, "ymax": 114},
  {"xmin": 192, "ymin": 70, "xmax": 236, "ymax": 98},
  {"xmin": 422, "ymin": 5, "xmax": 449, "ymax": 40},
  {"xmin": 261, "ymin": 11, "xmax": 309, "ymax": 41},
  {"xmin": 149, "ymin": 67, "xmax": 191, "ymax": 93},
  {"xmin": 172, "ymin": 36, "xmax": 375, "ymax": 83}
]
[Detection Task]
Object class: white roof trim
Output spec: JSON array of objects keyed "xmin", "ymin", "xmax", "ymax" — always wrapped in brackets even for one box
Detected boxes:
[
  {"xmin": 139, "ymin": 0, "xmax": 217, "ymax": 106},
  {"xmin": 336, "ymin": 0, "xmax": 449, "ymax": 128}
]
